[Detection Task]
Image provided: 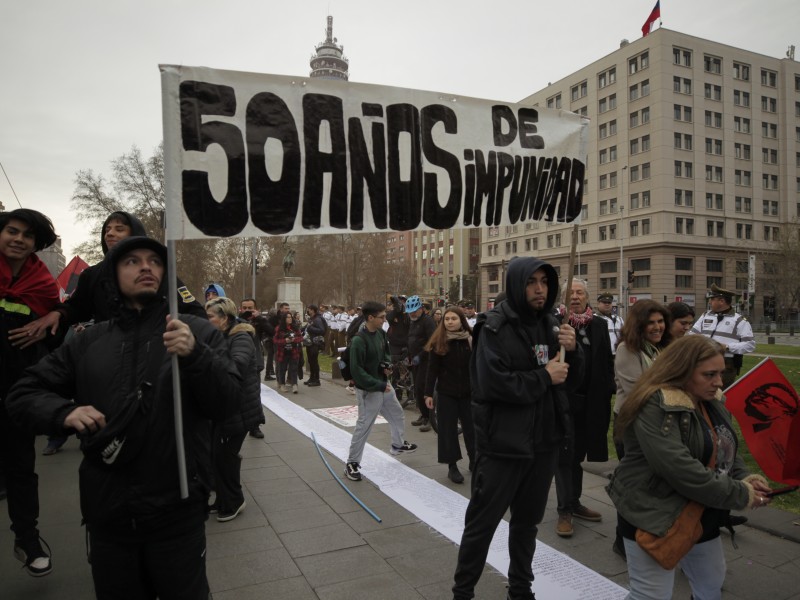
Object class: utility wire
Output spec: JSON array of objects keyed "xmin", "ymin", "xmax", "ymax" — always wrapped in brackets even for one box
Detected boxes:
[{"xmin": 0, "ymin": 161, "xmax": 24, "ymax": 208}]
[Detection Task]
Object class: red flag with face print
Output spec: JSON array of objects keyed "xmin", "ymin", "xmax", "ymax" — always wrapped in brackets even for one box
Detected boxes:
[{"xmin": 726, "ymin": 358, "xmax": 800, "ymax": 484}]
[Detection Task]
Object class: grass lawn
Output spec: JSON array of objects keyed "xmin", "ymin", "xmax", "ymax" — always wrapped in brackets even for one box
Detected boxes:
[{"xmin": 752, "ymin": 343, "xmax": 800, "ymax": 358}]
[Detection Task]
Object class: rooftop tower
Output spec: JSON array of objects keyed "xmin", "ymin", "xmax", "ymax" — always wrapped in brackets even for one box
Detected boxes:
[{"xmin": 309, "ymin": 16, "xmax": 349, "ymax": 80}]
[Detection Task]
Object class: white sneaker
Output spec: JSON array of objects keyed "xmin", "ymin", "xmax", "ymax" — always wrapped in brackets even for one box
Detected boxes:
[{"xmin": 345, "ymin": 385, "xmax": 355, "ymax": 394}]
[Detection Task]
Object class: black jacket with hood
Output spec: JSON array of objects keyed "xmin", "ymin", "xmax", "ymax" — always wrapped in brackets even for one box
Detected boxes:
[
  {"xmin": 54, "ymin": 211, "xmax": 205, "ymax": 326},
  {"xmin": 7, "ymin": 237, "xmax": 242, "ymax": 532},
  {"xmin": 471, "ymin": 257, "xmax": 584, "ymax": 459}
]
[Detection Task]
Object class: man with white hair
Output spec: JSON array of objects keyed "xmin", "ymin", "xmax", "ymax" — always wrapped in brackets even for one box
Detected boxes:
[{"xmin": 553, "ymin": 279, "xmax": 615, "ymax": 538}]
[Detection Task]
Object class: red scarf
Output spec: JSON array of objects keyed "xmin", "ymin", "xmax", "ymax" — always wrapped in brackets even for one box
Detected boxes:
[{"xmin": 0, "ymin": 253, "xmax": 59, "ymax": 317}]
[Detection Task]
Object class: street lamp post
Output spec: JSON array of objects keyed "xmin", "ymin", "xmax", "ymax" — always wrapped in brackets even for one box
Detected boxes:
[{"xmin": 619, "ymin": 165, "xmax": 627, "ymax": 317}]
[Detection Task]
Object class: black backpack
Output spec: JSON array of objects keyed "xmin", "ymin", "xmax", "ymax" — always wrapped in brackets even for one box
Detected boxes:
[{"xmin": 338, "ymin": 330, "xmax": 368, "ymax": 381}]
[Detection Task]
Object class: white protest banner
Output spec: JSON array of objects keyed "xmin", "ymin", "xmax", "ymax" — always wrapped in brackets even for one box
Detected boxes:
[{"xmin": 160, "ymin": 65, "xmax": 588, "ymax": 240}]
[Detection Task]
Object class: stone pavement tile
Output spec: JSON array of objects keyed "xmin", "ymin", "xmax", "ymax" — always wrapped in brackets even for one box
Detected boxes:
[
  {"xmin": 308, "ymin": 477, "xmax": 395, "ymax": 514},
  {"xmin": 339, "ymin": 498, "xmax": 421, "ymax": 534},
  {"xmin": 386, "ymin": 543, "xmax": 460, "ymax": 588},
  {"xmin": 726, "ymin": 553, "xmax": 800, "ymax": 600},
  {"xmin": 238, "ymin": 438, "xmax": 278, "ymax": 457},
  {"xmin": 295, "ymin": 544, "xmax": 393, "ymax": 588},
  {"xmin": 212, "ymin": 576, "xmax": 318, "ymax": 600},
  {"xmin": 246, "ymin": 475, "xmax": 311, "ymax": 497},
  {"xmin": 280, "ymin": 455, "xmax": 335, "ymax": 483},
  {"xmin": 206, "ymin": 523, "xmax": 283, "ymax": 559},
  {"xmin": 252, "ymin": 488, "xmax": 327, "ymax": 513},
  {"xmin": 415, "ymin": 567, "xmax": 510, "ymax": 600},
  {"xmin": 265, "ymin": 503, "xmax": 344, "ymax": 535},
  {"xmin": 315, "ymin": 570, "xmax": 425, "ymax": 600},
  {"xmin": 207, "ymin": 546, "xmax": 300, "ymax": 593},
  {"xmin": 239, "ymin": 464, "xmax": 297, "ymax": 482},
  {"xmin": 279, "ymin": 522, "xmax": 366, "ymax": 558},
  {"xmin": 240, "ymin": 454, "xmax": 285, "ymax": 472},
  {"xmin": 724, "ymin": 527, "xmax": 800, "ymax": 568},
  {"xmin": 361, "ymin": 522, "xmax": 453, "ymax": 559}
]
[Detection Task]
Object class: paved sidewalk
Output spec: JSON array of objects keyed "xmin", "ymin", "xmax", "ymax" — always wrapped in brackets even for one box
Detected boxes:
[{"xmin": 2, "ymin": 374, "xmax": 798, "ymax": 599}]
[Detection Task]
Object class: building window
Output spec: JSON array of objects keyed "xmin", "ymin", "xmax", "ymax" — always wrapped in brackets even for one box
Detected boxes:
[
  {"xmin": 734, "ymin": 143, "xmax": 751, "ymax": 160},
  {"xmin": 600, "ymin": 277, "xmax": 618, "ymax": 290},
  {"xmin": 735, "ymin": 170, "xmax": 752, "ymax": 186},
  {"xmin": 707, "ymin": 259, "xmax": 723, "ymax": 272},
  {"xmin": 599, "ymin": 122, "xmax": 608, "ymax": 138},
  {"xmin": 706, "ymin": 220, "xmax": 724, "ymax": 237},
  {"xmin": 642, "ymin": 106, "xmax": 650, "ymax": 123},
  {"xmin": 600, "ymin": 260, "xmax": 618, "ymax": 273},
  {"xmin": 598, "ymin": 67, "xmax": 616, "ymax": 89},
  {"xmin": 631, "ymin": 258, "xmax": 651, "ymax": 271},
  {"xmin": 570, "ymin": 81, "xmax": 587, "ymax": 102},
  {"xmin": 630, "ymin": 192, "xmax": 639, "ymax": 209},
  {"xmin": 705, "ymin": 111, "xmax": 723, "ymax": 128},
  {"xmin": 761, "ymin": 68, "xmax": 777, "ymax": 87},
  {"xmin": 733, "ymin": 89, "xmax": 751, "ymax": 107},
  {"xmin": 734, "ymin": 196, "xmax": 752, "ymax": 213},
  {"xmin": 705, "ymin": 192, "xmax": 723, "ymax": 209},
  {"xmin": 735, "ymin": 223, "xmax": 753, "ymax": 239},
  {"xmin": 763, "ymin": 199, "xmax": 779, "ymax": 214},
  {"xmin": 734, "ymin": 116, "xmax": 751, "ymax": 133},
  {"xmin": 642, "ymin": 163, "xmax": 651, "ymax": 179},
  {"xmin": 642, "ymin": 219, "xmax": 650, "ymax": 235},
  {"xmin": 633, "ymin": 275, "xmax": 651, "ymax": 288},
  {"xmin": 733, "ymin": 62, "xmax": 750, "ymax": 81},
  {"xmin": 673, "ymin": 47, "xmax": 692, "ymax": 67},
  {"xmin": 609, "ymin": 172, "xmax": 618, "ymax": 187},
  {"xmin": 761, "ymin": 96, "xmax": 778, "ymax": 113},
  {"xmin": 642, "ymin": 190, "xmax": 651, "ymax": 207},
  {"xmin": 704, "ymin": 83, "xmax": 722, "ymax": 100},
  {"xmin": 630, "ymin": 166, "xmax": 639, "ymax": 181},
  {"xmin": 546, "ymin": 94, "xmax": 562, "ymax": 109},
  {"xmin": 641, "ymin": 135, "xmax": 650, "ymax": 152},
  {"xmin": 674, "ymin": 105, "xmax": 692, "ymax": 122},
  {"xmin": 675, "ymin": 161, "xmax": 692, "ymax": 178},
  {"xmin": 599, "ymin": 200, "xmax": 608, "ymax": 214},
  {"xmin": 704, "ymin": 55, "xmax": 722, "ymax": 74},
  {"xmin": 762, "ymin": 148, "xmax": 778, "ymax": 164},
  {"xmin": 630, "ymin": 221, "xmax": 639, "ymax": 237},
  {"xmin": 761, "ymin": 122, "xmax": 778, "ymax": 138},
  {"xmin": 629, "ymin": 51, "xmax": 649, "ymax": 74},
  {"xmin": 673, "ymin": 76, "xmax": 692, "ymax": 94},
  {"xmin": 675, "ymin": 275, "xmax": 693, "ymax": 288},
  {"xmin": 676, "ymin": 258, "xmax": 691, "ymax": 271},
  {"xmin": 599, "ymin": 226, "xmax": 607, "ymax": 241}
]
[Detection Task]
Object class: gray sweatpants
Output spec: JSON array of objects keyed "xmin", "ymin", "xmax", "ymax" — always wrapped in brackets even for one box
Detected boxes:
[{"xmin": 347, "ymin": 386, "xmax": 406, "ymax": 464}]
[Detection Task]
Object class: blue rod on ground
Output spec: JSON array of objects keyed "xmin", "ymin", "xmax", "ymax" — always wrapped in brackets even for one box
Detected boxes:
[{"xmin": 311, "ymin": 432, "xmax": 382, "ymax": 523}]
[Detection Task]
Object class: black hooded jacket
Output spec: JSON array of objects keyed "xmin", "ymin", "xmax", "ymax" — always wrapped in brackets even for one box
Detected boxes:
[
  {"xmin": 471, "ymin": 257, "xmax": 583, "ymax": 459},
  {"xmin": 54, "ymin": 211, "xmax": 204, "ymax": 326},
  {"xmin": 7, "ymin": 237, "xmax": 242, "ymax": 531}
]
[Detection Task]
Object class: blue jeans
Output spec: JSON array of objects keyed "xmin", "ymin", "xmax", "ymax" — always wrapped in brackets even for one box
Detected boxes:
[{"xmin": 623, "ymin": 536, "xmax": 725, "ymax": 600}]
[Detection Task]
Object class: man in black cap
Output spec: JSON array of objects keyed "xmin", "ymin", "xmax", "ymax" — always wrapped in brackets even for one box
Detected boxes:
[
  {"xmin": 7, "ymin": 236, "xmax": 241, "ymax": 597},
  {"xmin": 463, "ymin": 302, "xmax": 477, "ymax": 328},
  {"xmin": 690, "ymin": 283, "xmax": 754, "ymax": 388},
  {"xmin": 595, "ymin": 292, "xmax": 623, "ymax": 355}
]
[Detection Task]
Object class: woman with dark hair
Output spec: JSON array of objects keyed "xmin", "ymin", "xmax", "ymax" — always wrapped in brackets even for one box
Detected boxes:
[
  {"xmin": 614, "ymin": 299, "xmax": 673, "ymax": 417},
  {"xmin": 304, "ymin": 304, "xmax": 326, "ymax": 387},
  {"xmin": 667, "ymin": 301, "xmax": 695, "ymax": 339},
  {"xmin": 423, "ymin": 306, "xmax": 475, "ymax": 483},
  {"xmin": 611, "ymin": 298, "xmax": 672, "ymax": 557},
  {"xmin": 432, "ymin": 308, "xmax": 443, "ymax": 325},
  {"xmin": 608, "ymin": 336, "xmax": 773, "ymax": 599},
  {"xmin": 205, "ymin": 297, "xmax": 265, "ymax": 522},
  {"xmin": 273, "ymin": 312, "xmax": 302, "ymax": 393},
  {"xmin": 0, "ymin": 208, "xmax": 60, "ymax": 576}
]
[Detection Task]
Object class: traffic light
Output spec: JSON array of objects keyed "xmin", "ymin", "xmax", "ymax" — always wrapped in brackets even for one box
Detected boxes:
[
  {"xmin": 627, "ymin": 270, "xmax": 635, "ymax": 284},
  {"xmin": 439, "ymin": 287, "xmax": 444, "ymax": 296}
]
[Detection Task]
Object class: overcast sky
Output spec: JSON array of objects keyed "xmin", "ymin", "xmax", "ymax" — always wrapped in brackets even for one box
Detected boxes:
[{"xmin": 2, "ymin": 0, "xmax": 798, "ymax": 256}]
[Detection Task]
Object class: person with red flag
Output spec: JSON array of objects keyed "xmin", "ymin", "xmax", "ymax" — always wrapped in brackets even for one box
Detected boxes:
[
  {"xmin": 726, "ymin": 357, "xmax": 800, "ymax": 486},
  {"xmin": 0, "ymin": 208, "xmax": 60, "ymax": 576},
  {"xmin": 608, "ymin": 335, "xmax": 774, "ymax": 600}
]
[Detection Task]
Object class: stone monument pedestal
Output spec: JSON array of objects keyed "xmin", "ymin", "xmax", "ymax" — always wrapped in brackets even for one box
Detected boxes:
[{"xmin": 276, "ymin": 277, "xmax": 302, "ymax": 313}]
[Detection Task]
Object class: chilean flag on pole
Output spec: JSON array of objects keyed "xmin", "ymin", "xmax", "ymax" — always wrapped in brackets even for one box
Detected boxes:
[{"xmin": 642, "ymin": 1, "xmax": 661, "ymax": 37}]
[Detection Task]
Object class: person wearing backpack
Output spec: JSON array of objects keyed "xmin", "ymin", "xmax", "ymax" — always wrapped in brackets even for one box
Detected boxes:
[{"xmin": 343, "ymin": 301, "xmax": 417, "ymax": 482}]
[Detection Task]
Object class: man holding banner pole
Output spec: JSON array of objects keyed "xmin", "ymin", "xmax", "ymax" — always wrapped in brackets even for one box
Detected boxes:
[{"xmin": 7, "ymin": 236, "xmax": 242, "ymax": 597}]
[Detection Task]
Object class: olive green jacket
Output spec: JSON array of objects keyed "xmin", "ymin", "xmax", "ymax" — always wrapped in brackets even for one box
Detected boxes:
[{"xmin": 606, "ymin": 388, "xmax": 756, "ymax": 537}]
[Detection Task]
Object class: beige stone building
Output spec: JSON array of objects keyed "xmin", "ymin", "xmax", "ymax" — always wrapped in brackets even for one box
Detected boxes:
[{"xmin": 479, "ymin": 28, "xmax": 799, "ymax": 322}]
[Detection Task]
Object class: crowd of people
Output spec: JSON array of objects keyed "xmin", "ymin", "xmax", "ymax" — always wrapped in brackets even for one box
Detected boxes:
[{"xmin": 0, "ymin": 206, "xmax": 778, "ymax": 600}]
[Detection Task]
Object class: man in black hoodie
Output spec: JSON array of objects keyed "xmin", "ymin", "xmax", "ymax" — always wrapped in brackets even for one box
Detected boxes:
[
  {"xmin": 7, "ymin": 236, "xmax": 241, "ymax": 598},
  {"xmin": 452, "ymin": 257, "xmax": 583, "ymax": 600}
]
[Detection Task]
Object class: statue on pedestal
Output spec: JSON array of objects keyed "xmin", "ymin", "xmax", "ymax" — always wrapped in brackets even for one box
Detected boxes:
[{"xmin": 282, "ymin": 247, "xmax": 296, "ymax": 277}]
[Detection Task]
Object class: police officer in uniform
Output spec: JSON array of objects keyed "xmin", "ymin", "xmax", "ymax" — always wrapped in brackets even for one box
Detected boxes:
[
  {"xmin": 595, "ymin": 293, "xmax": 624, "ymax": 355},
  {"xmin": 690, "ymin": 284, "xmax": 755, "ymax": 388}
]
